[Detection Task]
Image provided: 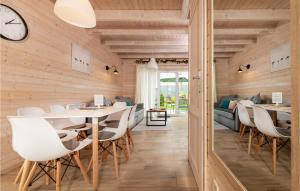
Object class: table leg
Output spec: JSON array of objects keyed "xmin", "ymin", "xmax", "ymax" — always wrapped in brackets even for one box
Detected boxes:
[
  {"xmin": 271, "ymin": 111, "xmax": 278, "ymax": 126},
  {"xmin": 92, "ymin": 117, "xmax": 99, "ymax": 191},
  {"xmin": 146, "ymin": 112, "xmax": 149, "ymax": 126},
  {"xmin": 165, "ymin": 111, "xmax": 167, "ymax": 126}
]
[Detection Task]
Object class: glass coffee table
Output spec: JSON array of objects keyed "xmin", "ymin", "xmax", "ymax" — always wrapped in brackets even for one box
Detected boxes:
[{"xmin": 146, "ymin": 108, "xmax": 167, "ymax": 126}]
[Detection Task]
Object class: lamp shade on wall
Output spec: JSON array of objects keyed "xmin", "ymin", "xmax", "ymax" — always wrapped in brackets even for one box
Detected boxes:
[
  {"xmin": 54, "ymin": 0, "xmax": 96, "ymax": 28},
  {"xmin": 147, "ymin": 58, "xmax": 158, "ymax": 69}
]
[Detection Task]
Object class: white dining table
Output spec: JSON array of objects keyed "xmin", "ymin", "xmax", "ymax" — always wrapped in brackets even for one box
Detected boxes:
[{"xmin": 41, "ymin": 106, "xmax": 127, "ymax": 191}]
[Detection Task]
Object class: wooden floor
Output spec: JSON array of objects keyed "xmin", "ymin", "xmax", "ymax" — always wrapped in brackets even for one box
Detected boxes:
[
  {"xmin": 1, "ymin": 117, "xmax": 197, "ymax": 191},
  {"xmin": 215, "ymin": 127, "xmax": 291, "ymax": 191}
]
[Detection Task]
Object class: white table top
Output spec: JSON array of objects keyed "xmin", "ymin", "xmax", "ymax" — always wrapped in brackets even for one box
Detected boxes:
[
  {"xmin": 254, "ymin": 104, "xmax": 291, "ymax": 113},
  {"xmin": 41, "ymin": 106, "xmax": 128, "ymax": 119}
]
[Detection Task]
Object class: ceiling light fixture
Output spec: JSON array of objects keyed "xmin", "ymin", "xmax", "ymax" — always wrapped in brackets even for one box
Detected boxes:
[
  {"xmin": 54, "ymin": 0, "xmax": 96, "ymax": 28},
  {"xmin": 147, "ymin": 58, "xmax": 158, "ymax": 70}
]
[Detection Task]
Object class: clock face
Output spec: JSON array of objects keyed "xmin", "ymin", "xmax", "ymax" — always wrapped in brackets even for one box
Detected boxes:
[{"xmin": 0, "ymin": 4, "xmax": 28, "ymax": 41}]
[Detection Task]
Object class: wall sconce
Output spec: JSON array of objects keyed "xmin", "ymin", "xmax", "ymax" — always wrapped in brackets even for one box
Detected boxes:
[
  {"xmin": 105, "ymin": 65, "xmax": 119, "ymax": 75},
  {"xmin": 237, "ymin": 64, "xmax": 251, "ymax": 73}
]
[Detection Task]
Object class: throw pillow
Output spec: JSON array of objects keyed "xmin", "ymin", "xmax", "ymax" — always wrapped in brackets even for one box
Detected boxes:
[
  {"xmin": 228, "ymin": 100, "xmax": 237, "ymax": 110},
  {"xmin": 239, "ymin": 100, "xmax": 254, "ymax": 107},
  {"xmin": 250, "ymin": 93, "xmax": 261, "ymax": 104},
  {"xmin": 219, "ymin": 99, "xmax": 230, "ymax": 109}
]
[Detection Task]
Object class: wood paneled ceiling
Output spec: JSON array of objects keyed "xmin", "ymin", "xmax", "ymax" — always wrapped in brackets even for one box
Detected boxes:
[
  {"xmin": 86, "ymin": 0, "xmax": 189, "ymax": 59},
  {"xmin": 51, "ymin": 0, "xmax": 291, "ymax": 60},
  {"xmin": 214, "ymin": 0, "xmax": 290, "ymax": 59}
]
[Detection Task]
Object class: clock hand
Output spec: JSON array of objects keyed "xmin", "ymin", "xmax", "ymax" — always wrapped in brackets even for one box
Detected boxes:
[
  {"xmin": 5, "ymin": 19, "xmax": 15, "ymax": 24},
  {"xmin": 5, "ymin": 19, "xmax": 21, "ymax": 24}
]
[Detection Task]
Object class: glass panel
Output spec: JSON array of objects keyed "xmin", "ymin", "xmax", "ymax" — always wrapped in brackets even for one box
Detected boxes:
[
  {"xmin": 178, "ymin": 72, "xmax": 188, "ymax": 114},
  {"xmin": 159, "ymin": 72, "xmax": 177, "ymax": 115}
]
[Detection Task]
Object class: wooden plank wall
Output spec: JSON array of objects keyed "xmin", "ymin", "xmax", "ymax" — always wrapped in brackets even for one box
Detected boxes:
[
  {"xmin": 0, "ymin": 0, "xmax": 124, "ymax": 173},
  {"xmin": 121, "ymin": 60, "xmax": 136, "ymax": 100},
  {"xmin": 215, "ymin": 23, "xmax": 291, "ymax": 102}
]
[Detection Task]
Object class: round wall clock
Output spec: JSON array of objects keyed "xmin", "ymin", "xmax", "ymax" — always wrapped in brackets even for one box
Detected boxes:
[{"xmin": 0, "ymin": 4, "xmax": 28, "ymax": 41}]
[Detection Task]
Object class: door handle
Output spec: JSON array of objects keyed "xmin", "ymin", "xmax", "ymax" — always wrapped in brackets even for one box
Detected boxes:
[{"xmin": 192, "ymin": 76, "xmax": 201, "ymax": 80}]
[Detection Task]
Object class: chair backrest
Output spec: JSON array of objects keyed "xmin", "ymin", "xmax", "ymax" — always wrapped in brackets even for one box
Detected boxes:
[
  {"xmin": 113, "ymin": 102, "xmax": 127, "ymax": 108},
  {"xmin": 8, "ymin": 117, "xmax": 70, "ymax": 161},
  {"xmin": 113, "ymin": 109, "xmax": 131, "ymax": 139},
  {"xmin": 253, "ymin": 106, "xmax": 280, "ymax": 137},
  {"xmin": 17, "ymin": 107, "xmax": 45, "ymax": 117},
  {"xmin": 50, "ymin": 104, "xmax": 66, "ymax": 113},
  {"xmin": 66, "ymin": 103, "xmax": 86, "ymax": 124},
  {"xmin": 128, "ymin": 104, "xmax": 137, "ymax": 129},
  {"xmin": 237, "ymin": 103, "xmax": 254, "ymax": 127}
]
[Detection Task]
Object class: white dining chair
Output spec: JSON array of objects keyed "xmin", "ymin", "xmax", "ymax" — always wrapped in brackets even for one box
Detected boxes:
[
  {"xmin": 253, "ymin": 106, "xmax": 291, "ymax": 175},
  {"xmin": 127, "ymin": 104, "xmax": 137, "ymax": 149},
  {"xmin": 237, "ymin": 103, "xmax": 257, "ymax": 154},
  {"xmin": 50, "ymin": 104, "xmax": 91, "ymax": 134},
  {"xmin": 88, "ymin": 108, "xmax": 131, "ymax": 177},
  {"xmin": 14, "ymin": 106, "xmax": 79, "ymax": 186},
  {"xmin": 66, "ymin": 103, "xmax": 87, "ymax": 125},
  {"xmin": 99, "ymin": 101, "xmax": 127, "ymax": 126},
  {"xmin": 8, "ymin": 117, "xmax": 92, "ymax": 191}
]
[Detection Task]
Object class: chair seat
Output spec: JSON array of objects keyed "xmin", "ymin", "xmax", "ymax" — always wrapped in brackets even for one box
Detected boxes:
[
  {"xmin": 88, "ymin": 131, "xmax": 116, "ymax": 141},
  {"xmin": 56, "ymin": 130, "xmax": 78, "ymax": 142},
  {"xmin": 99, "ymin": 120, "xmax": 119, "ymax": 128},
  {"xmin": 276, "ymin": 127, "xmax": 291, "ymax": 137}
]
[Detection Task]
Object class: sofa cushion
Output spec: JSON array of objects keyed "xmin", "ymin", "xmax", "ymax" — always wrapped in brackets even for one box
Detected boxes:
[
  {"xmin": 214, "ymin": 107, "xmax": 235, "ymax": 120},
  {"xmin": 219, "ymin": 99, "xmax": 230, "ymax": 109}
]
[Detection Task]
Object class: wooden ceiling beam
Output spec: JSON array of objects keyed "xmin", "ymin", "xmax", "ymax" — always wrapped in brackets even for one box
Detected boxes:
[
  {"xmin": 111, "ymin": 48, "xmax": 188, "ymax": 53},
  {"xmin": 95, "ymin": 10, "xmax": 188, "ymax": 24},
  {"xmin": 214, "ymin": 9, "xmax": 290, "ymax": 22},
  {"xmin": 214, "ymin": 47, "xmax": 244, "ymax": 53},
  {"xmin": 104, "ymin": 40, "xmax": 188, "ymax": 46},
  {"xmin": 118, "ymin": 53, "xmax": 188, "ymax": 59},
  {"xmin": 214, "ymin": 53, "xmax": 235, "ymax": 58},
  {"xmin": 214, "ymin": 39, "xmax": 254, "ymax": 45},
  {"xmin": 214, "ymin": 28, "xmax": 272, "ymax": 35},
  {"xmin": 91, "ymin": 28, "xmax": 188, "ymax": 36},
  {"xmin": 181, "ymin": 0, "xmax": 189, "ymax": 19}
]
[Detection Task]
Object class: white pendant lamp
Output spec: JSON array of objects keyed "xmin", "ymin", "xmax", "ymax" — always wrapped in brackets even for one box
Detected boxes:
[
  {"xmin": 54, "ymin": 0, "xmax": 96, "ymax": 28},
  {"xmin": 147, "ymin": 58, "xmax": 158, "ymax": 69}
]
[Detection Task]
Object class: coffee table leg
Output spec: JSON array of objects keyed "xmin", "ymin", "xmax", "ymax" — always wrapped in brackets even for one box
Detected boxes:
[
  {"xmin": 164, "ymin": 111, "xmax": 167, "ymax": 126},
  {"xmin": 146, "ymin": 111, "xmax": 149, "ymax": 126}
]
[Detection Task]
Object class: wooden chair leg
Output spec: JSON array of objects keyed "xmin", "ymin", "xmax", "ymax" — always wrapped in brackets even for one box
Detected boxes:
[
  {"xmin": 73, "ymin": 152, "xmax": 90, "ymax": 184},
  {"xmin": 254, "ymin": 135, "xmax": 265, "ymax": 158},
  {"xmin": 239, "ymin": 124, "xmax": 245, "ymax": 143},
  {"xmin": 87, "ymin": 158, "xmax": 93, "ymax": 172},
  {"xmin": 248, "ymin": 128, "xmax": 253, "ymax": 155},
  {"xmin": 53, "ymin": 160, "xmax": 56, "ymax": 181},
  {"xmin": 272, "ymin": 138, "xmax": 277, "ymax": 175},
  {"xmin": 112, "ymin": 141, "xmax": 119, "ymax": 177},
  {"xmin": 56, "ymin": 159, "xmax": 61, "ymax": 191},
  {"xmin": 22, "ymin": 162, "xmax": 37, "ymax": 191},
  {"xmin": 18, "ymin": 160, "xmax": 31, "ymax": 191},
  {"xmin": 125, "ymin": 135, "xmax": 130, "ymax": 158},
  {"xmin": 129, "ymin": 129, "xmax": 134, "ymax": 148},
  {"xmin": 14, "ymin": 162, "xmax": 25, "ymax": 184},
  {"xmin": 45, "ymin": 161, "xmax": 50, "ymax": 185}
]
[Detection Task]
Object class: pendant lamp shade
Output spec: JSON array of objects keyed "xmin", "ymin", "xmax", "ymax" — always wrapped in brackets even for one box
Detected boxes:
[
  {"xmin": 147, "ymin": 58, "xmax": 158, "ymax": 69},
  {"xmin": 54, "ymin": 0, "xmax": 96, "ymax": 28}
]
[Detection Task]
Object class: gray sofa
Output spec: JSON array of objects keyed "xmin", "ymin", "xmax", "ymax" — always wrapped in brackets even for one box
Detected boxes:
[{"xmin": 214, "ymin": 93, "xmax": 263, "ymax": 132}]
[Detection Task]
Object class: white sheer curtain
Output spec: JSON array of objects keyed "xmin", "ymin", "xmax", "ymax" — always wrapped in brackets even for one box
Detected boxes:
[{"xmin": 135, "ymin": 64, "xmax": 157, "ymax": 111}]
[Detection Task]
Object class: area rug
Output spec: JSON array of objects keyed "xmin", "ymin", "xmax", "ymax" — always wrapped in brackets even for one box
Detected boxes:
[{"xmin": 133, "ymin": 119, "xmax": 172, "ymax": 131}]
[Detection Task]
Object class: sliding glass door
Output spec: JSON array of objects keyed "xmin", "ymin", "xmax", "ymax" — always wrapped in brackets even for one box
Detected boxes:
[{"xmin": 158, "ymin": 71, "xmax": 188, "ymax": 115}]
